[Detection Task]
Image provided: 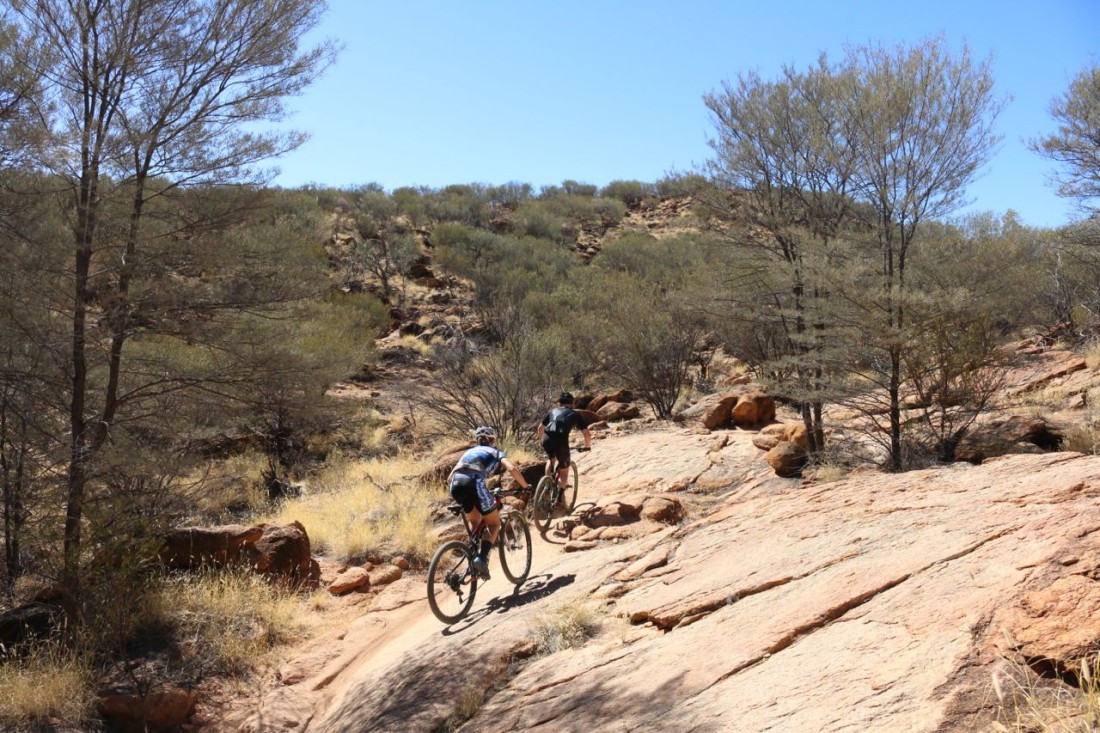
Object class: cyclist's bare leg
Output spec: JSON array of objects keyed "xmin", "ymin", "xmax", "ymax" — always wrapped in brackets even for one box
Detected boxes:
[
  {"xmin": 483, "ymin": 510, "xmax": 501, "ymax": 546},
  {"xmin": 464, "ymin": 508, "xmax": 501, "ymax": 546},
  {"xmin": 555, "ymin": 461, "xmax": 570, "ymax": 488}
]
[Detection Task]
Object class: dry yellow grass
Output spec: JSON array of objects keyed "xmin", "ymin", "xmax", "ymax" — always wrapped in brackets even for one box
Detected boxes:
[
  {"xmin": 1083, "ymin": 340, "xmax": 1100, "ymax": 370},
  {"xmin": 146, "ymin": 569, "xmax": 309, "ymax": 677},
  {"xmin": 992, "ymin": 655, "xmax": 1100, "ymax": 732},
  {"xmin": 528, "ymin": 598, "xmax": 602, "ymax": 656},
  {"xmin": 261, "ymin": 451, "xmax": 439, "ymax": 563},
  {"xmin": 0, "ymin": 646, "xmax": 94, "ymax": 728}
]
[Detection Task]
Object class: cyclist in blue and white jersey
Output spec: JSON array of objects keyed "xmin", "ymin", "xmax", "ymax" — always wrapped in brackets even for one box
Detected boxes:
[{"xmin": 448, "ymin": 426, "xmax": 530, "ymax": 580}]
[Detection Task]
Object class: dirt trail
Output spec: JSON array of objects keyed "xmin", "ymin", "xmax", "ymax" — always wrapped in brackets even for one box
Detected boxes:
[{"xmin": 218, "ymin": 425, "xmax": 740, "ymax": 732}]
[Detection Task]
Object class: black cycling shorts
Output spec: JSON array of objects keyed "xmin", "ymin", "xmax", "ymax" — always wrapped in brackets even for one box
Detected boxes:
[
  {"xmin": 449, "ymin": 473, "xmax": 497, "ymax": 515},
  {"xmin": 541, "ymin": 433, "xmax": 571, "ymax": 468}
]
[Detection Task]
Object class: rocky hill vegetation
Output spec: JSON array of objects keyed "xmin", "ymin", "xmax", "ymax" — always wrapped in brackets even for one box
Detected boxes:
[{"xmin": 5, "ymin": 173, "xmax": 1100, "ymax": 731}]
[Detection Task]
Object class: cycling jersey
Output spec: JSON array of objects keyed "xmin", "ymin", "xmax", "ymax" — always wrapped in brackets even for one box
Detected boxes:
[
  {"xmin": 541, "ymin": 406, "xmax": 588, "ymax": 436},
  {"xmin": 449, "ymin": 445, "xmax": 505, "ymax": 515},
  {"xmin": 451, "ymin": 445, "xmax": 504, "ymax": 481}
]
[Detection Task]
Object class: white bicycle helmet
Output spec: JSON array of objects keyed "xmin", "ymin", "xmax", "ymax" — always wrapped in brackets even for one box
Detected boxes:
[{"xmin": 473, "ymin": 426, "xmax": 497, "ymax": 442}]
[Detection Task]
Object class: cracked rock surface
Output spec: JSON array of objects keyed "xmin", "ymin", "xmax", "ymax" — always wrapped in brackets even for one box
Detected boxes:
[{"xmin": 213, "ymin": 426, "xmax": 1100, "ymax": 733}]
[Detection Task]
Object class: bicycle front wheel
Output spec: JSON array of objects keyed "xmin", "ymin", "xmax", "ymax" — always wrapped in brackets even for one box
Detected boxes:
[
  {"xmin": 498, "ymin": 512, "xmax": 532, "ymax": 585},
  {"xmin": 426, "ymin": 540, "xmax": 478, "ymax": 624},
  {"xmin": 532, "ymin": 476, "xmax": 556, "ymax": 534},
  {"xmin": 562, "ymin": 461, "xmax": 579, "ymax": 512}
]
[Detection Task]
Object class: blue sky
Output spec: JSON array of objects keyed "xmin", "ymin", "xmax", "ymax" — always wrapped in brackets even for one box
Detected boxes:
[{"xmin": 272, "ymin": 0, "xmax": 1098, "ymax": 228}]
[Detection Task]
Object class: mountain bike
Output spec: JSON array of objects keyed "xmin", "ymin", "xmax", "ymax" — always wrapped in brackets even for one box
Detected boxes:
[
  {"xmin": 531, "ymin": 446, "xmax": 587, "ymax": 534},
  {"xmin": 426, "ymin": 487, "xmax": 533, "ymax": 624}
]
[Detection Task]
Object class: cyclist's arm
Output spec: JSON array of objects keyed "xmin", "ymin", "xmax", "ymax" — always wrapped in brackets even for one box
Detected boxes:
[{"xmin": 500, "ymin": 457, "xmax": 532, "ymax": 490}]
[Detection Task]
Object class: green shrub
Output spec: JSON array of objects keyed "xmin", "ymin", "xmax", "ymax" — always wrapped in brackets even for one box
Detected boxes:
[
  {"xmin": 486, "ymin": 181, "xmax": 534, "ymax": 208},
  {"xmin": 514, "ymin": 200, "xmax": 568, "ymax": 243},
  {"xmin": 656, "ymin": 173, "xmax": 710, "ymax": 197},
  {"xmin": 600, "ymin": 179, "xmax": 657, "ymax": 207}
]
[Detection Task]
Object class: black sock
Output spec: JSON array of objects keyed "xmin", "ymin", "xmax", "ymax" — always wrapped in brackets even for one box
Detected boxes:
[{"xmin": 479, "ymin": 539, "xmax": 492, "ymax": 559}]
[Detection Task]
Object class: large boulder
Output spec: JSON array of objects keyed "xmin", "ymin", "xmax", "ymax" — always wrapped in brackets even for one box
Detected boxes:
[
  {"xmin": 954, "ymin": 415, "xmax": 1064, "ymax": 464},
  {"xmin": 329, "ymin": 566, "xmax": 370, "ymax": 595},
  {"xmin": 753, "ymin": 423, "xmax": 809, "ymax": 452},
  {"xmin": 0, "ymin": 602, "xmax": 66, "ymax": 655},
  {"xmin": 421, "ymin": 442, "xmax": 473, "ymax": 484},
  {"xmin": 97, "ymin": 686, "xmax": 195, "ymax": 733},
  {"xmin": 731, "ymin": 391, "xmax": 776, "ymax": 429},
  {"xmin": 597, "ymin": 401, "xmax": 641, "ymax": 423},
  {"xmin": 589, "ymin": 389, "xmax": 634, "ymax": 413},
  {"xmin": 766, "ymin": 440, "xmax": 808, "ymax": 477},
  {"xmin": 678, "ymin": 391, "xmax": 742, "ymax": 429},
  {"xmin": 159, "ymin": 524, "xmax": 264, "ymax": 569},
  {"xmin": 243, "ymin": 522, "xmax": 314, "ymax": 587},
  {"xmin": 678, "ymin": 389, "xmax": 776, "ymax": 430}
]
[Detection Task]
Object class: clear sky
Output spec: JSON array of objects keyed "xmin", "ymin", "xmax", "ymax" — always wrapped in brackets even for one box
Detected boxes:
[{"xmin": 271, "ymin": 0, "xmax": 1099, "ymax": 229}]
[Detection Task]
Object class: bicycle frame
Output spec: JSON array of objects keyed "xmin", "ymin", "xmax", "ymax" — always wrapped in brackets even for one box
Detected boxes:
[{"xmin": 545, "ymin": 445, "xmax": 586, "ymax": 486}]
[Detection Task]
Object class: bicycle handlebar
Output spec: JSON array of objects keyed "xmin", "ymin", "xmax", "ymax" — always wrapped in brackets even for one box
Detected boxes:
[{"xmin": 492, "ymin": 487, "xmax": 531, "ymax": 498}]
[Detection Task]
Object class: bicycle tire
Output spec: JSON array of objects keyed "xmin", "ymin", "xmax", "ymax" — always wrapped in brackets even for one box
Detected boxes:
[
  {"xmin": 562, "ymin": 461, "xmax": 579, "ymax": 512},
  {"xmin": 498, "ymin": 512, "xmax": 532, "ymax": 584},
  {"xmin": 532, "ymin": 476, "xmax": 556, "ymax": 534},
  {"xmin": 426, "ymin": 539, "xmax": 478, "ymax": 624}
]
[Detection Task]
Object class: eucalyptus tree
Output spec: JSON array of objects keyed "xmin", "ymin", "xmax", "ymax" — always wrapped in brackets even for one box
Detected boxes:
[
  {"xmin": 5, "ymin": 0, "xmax": 336, "ymax": 592},
  {"xmin": 1031, "ymin": 64, "xmax": 1100, "ymax": 337},
  {"xmin": 703, "ymin": 59, "xmax": 860, "ymax": 453},
  {"xmin": 1031, "ymin": 64, "xmax": 1100, "ymax": 214},
  {"xmin": 703, "ymin": 37, "xmax": 1004, "ymax": 469},
  {"xmin": 843, "ymin": 38, "xmax": 1004, "ymax": 469}
]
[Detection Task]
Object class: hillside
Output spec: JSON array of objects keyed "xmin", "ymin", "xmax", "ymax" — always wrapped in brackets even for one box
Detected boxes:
[{"xmin": 186, "ymin": 195, "xmax": 1100, "ymax": 733}]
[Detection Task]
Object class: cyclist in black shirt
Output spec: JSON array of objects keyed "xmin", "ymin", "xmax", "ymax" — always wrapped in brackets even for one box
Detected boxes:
[{"xmin": 537, "ymin": 392, "xmax": 593, "ymax": 488}]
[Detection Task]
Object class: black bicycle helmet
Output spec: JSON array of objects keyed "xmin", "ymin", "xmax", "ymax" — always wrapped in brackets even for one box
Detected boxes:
[{"xmin": 559, "ymin": 391, "xmax": 575, "ymax": 405}]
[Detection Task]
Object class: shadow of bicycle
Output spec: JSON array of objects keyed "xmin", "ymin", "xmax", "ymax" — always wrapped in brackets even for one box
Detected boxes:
[
  {"xmin": 441, "ymin": 572, "xmax": 576, "ymax": 635},
  {"xmin": 534, "ymin": 500, "xmax": 600, "ymax": 545}
]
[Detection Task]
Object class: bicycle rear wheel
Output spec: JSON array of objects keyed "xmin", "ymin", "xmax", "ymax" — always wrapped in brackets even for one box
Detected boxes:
[
  {"xmin": 532, "ymin": 476, "xmax": 556, "ymax": 534},
  {"xmin": 426, "ymin": 540, "xmax": 478, "ymax": 624},
  {"xmin": 498, "ymin": 512, "xmax": 532, "ymax": 585},
  {"xmin": 561, "ymin": 461, "xmax": 579, "ymax": 512}
]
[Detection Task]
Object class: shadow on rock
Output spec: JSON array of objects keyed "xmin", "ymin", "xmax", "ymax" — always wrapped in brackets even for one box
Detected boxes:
[{"xmin": 442, "ymin": 573, "xmax": 576, "ymax": 636}]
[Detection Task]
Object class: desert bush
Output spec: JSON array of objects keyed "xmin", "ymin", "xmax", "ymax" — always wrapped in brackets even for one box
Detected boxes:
[
  {"xmin": 350, "ymin": 182, "xmax": 398, "ymax": 221},
  {"xmin": 574, "ymin": 271, "xmax": 706, "ymax": 419},
  {"xmin": 486, "ymin": 181, "xmax": 534, "ymax": 208},
  {"xmin": 600, "ymin": 179, "xmax": 657, "ymax": 207},
  {"xmin": 539, "ymin": 180, "xmax": 598, "ymax": 198},
  {"xmin": 535, "ymin": 191, "xmax": 627, "ymax": 226},
  {"xmin": 391, "ymin": 186, "xmax": 431, "ymax": 226},
  {"xmin": 354, "ymin": 231, "xmax": 420, "ymax": 305},
  {"xmin": 431, "ymin": 222, "xmax": 502, "ymax": 273},
  {"xmin": 428, "ymin": 329, "xmax": 581, "ymax": 444},
  {"xmin": 513, "ymin": 200, "xmax": 568, "ymax": 243},
  {"xmin": 656, "ymin": 173, "xmax": 709, "ymax": 197},
  {"xmin": 423, "ymin": 183, "xmax": 491, "ymax": 226},
  {"xmin": 528, "ymin": 598, "xmax": 601, "ymax": 655},
  {"xmin": 596, "ymin": 231, "xmax": 713, "ymax": 291}
]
